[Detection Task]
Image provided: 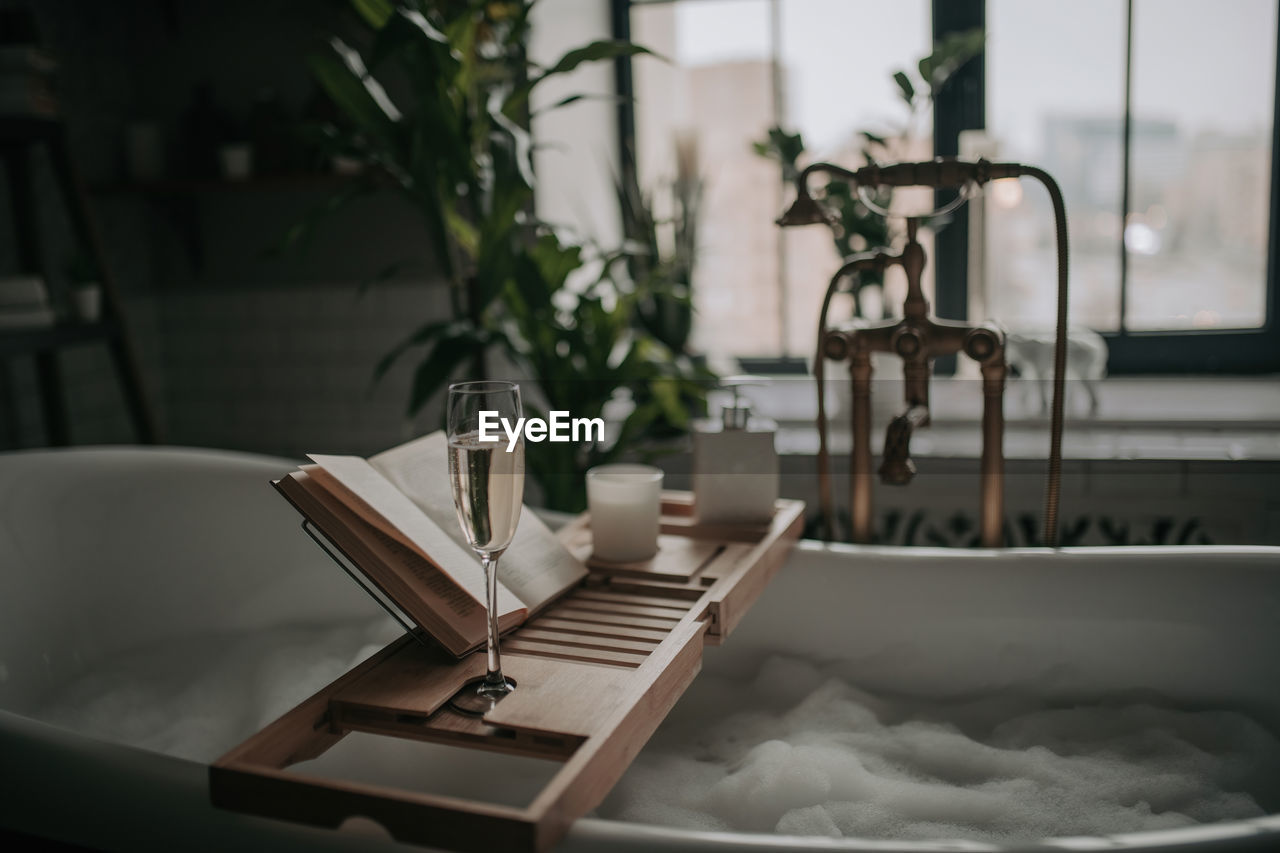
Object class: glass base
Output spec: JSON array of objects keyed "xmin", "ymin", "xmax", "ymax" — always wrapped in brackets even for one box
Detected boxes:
[{"xmin": 448, "ymin": 675, "xmax": 516, "ymax": 716}]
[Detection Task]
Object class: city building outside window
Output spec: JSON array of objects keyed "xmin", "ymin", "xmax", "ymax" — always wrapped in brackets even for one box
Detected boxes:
[{"xmin": 617, "ymin": 0, "xmax": 1280, "ymax": 373}]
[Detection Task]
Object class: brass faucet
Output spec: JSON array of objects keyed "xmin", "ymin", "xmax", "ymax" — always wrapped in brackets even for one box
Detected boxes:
[{"xmin": 778, "ymin": 158, "xmax": 1071, "ymax": 547}]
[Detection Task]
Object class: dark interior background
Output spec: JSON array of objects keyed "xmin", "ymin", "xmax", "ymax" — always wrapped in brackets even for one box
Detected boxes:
[{"xmin": 3, "ymin": 0, "xmax": 451, "ymax": 456}]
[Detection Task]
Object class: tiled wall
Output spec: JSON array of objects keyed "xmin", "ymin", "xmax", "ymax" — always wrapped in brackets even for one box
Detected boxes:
[
  {"xmin": 150, "ymin": 282, "xmax": 454, "ymax": 459},
  {"xmin": 4, "ymin": 280, "xmax": 455, "ymax": 459},
  {"xmin": 657, "ymin": 453, "xmax": 1280, "ymax": 546},
  {"xmin": 1, "ymin": 159, "xmax": 456, "ymax": 454}
]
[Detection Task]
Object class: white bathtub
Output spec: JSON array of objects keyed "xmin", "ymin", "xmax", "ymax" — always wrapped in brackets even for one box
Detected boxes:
[{"xmin": 1, "ymin": 446, "xmax": 1278, "ymax": 852}]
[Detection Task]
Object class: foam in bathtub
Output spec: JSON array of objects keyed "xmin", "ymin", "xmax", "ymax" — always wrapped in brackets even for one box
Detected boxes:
[
  {"xmin": 209, "ymin": 494, "xmax": 806, "ymax": 853},
  {"xmin": 33, "ymin": 618, "xmax": 399, "ymax": 762},
  {"xmin": 598, "ymin": 653, "xmax": 1280, "ymax": 843}
]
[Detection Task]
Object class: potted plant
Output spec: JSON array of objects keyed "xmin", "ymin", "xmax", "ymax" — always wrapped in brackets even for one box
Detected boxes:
[
  {"xmin": 612, "ymin": 133, "xmax": 717, "ymax": 437},
  {"xmin": 753, "ymin": 28, "xmax": 985, "ymax": 314},
  {"xmin": 297, "ymin": 0, "xmax": 712, "ymax": 510}
]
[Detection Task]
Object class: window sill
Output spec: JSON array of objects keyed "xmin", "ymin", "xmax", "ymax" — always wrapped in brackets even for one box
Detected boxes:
[{"xmin": 737, "ymin": 375, "xmax": 1280, "ymax": 462}]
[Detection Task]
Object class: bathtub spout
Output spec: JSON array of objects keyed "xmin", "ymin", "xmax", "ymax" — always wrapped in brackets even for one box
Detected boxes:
[{"xmin": 879, "ymin": 405, "xmax": 929, "ymax": 485}]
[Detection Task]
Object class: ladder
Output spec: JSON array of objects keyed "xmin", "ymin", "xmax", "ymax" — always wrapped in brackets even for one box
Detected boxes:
[{"xmin": 0, "ymin": 115, "xmax": 158, "ymax": 447}]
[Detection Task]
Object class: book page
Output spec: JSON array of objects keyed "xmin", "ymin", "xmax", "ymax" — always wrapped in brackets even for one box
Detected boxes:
[
  {"xmin": 303, "ymin": 457, "xmax": 523, "ymax": 619},
  {"xmin": 370, "ymin": 431, "xmax": 587, "ymax": 612},
  {"xmin": 303, "ymin": 466, "xmax": 422, "ymax": 554}
]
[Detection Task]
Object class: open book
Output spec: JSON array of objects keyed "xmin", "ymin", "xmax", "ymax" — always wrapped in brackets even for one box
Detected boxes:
[{"xmin": 274, "ymin": 432, "xmax": 587, "ymax": 657}]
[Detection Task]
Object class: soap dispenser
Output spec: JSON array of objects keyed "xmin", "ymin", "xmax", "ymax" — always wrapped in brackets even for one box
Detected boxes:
[{"xmin": 693, "ymin": 376, "xmax": 779, "ymax": 524}]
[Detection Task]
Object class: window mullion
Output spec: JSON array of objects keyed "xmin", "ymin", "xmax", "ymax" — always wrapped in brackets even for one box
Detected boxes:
[
  {"xmin": 1118, "ymin": 0, "xmax": 1135, "ymax": 334},
  {"xmin": 932, "ymin": 0, "xmax": 985, "ymax": 375}
]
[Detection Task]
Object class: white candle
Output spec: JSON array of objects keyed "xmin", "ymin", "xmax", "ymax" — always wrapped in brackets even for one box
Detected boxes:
[{"xmin": 587, "ymin": 464, "xmax": 663, "ymax": 563}]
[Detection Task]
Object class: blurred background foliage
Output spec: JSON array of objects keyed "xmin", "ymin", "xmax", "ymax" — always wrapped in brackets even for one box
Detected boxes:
[{"xmin": 296, "ymin": 0, "xmax": 715, "ymax": 509}]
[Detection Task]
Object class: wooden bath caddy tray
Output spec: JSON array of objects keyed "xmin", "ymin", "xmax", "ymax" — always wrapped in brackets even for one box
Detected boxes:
[{"xmin": 210, "ymin": 493, "xmax": 804, "ymax": 852}]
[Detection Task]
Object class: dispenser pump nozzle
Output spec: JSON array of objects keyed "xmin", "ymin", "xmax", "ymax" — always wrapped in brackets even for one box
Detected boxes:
[{"xmin": 721, "ymin": 375, "xmax": 767, "ymax": 429}]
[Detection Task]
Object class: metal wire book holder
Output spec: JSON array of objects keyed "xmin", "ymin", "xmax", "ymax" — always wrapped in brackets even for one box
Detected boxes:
[{"xmin": 301, "ymin": 519, "xmax": 435, "ymax": 651}]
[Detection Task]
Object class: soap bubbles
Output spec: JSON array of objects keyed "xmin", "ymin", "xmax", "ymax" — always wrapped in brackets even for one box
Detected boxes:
[
  {"xmin": 598, "ymin": 655, "xmax": 1280, "ymax": 843},
  {"xmin": 34, "ymin": 618, "xmax": 398, "ymax": 762}
]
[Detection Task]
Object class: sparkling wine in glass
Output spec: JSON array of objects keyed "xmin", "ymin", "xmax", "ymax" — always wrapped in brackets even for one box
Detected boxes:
[{"xmin": 446, "ymin": 380, "xmax": 525, "ymax": 714}]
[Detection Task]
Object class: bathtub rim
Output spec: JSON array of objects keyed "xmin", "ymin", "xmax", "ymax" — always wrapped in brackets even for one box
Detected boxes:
[
  {"xmin": 567, "ymin": 813, "xmax": 1280, "ymax": 853},
  {"xmin": 791, "ymin": 538, "xmax": 1280, "ymax": 562}
]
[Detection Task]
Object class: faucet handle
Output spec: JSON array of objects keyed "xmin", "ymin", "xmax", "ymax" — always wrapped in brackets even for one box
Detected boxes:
[
  {"xmin": 878, "ymin": 413, "xmax": 918, "ymax": 486},
  {"xmin": 878, "ymin": 405, "xmax": 929, "ymax": 486}
]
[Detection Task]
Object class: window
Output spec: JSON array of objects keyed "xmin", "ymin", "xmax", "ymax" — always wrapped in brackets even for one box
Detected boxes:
[
  {"xmin": 616, "ymin": 0, "xmax": 1280, "ymax": 372},
  {"xmin": 623, "ymin": 0, "xmax": 931, "ymax": 359},
  {"xmin": 983, "ymin": 0, "xmax": 1278, "ymax": 371}
]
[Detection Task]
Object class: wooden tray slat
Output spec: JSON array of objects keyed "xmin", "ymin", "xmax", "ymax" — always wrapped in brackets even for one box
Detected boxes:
[
  {"xmin": 515, "ymin": 628, "xmax": 660, "ymax": 654},
  {"xmin": 568, "ymin": 589, "xmax": 694, "ymax": 611},
  {"xmin": 555, "ymin": 597, "xmax": 695, "ymax": 621},
  {"xmin": 584, "ymin": 577, "xmax": 709, "ymax": 599},
  {"xmin": 503, "ymin": 640, "xmax": 649, "ymax": 668},
  {"xmin": 537, "ymin": 607, "xmax": 681, "ymax": 632},
  {"xmin": 523, "ymin": 617, "xmax": 671, "ymax": 643},
  {"xmin": 584, "ymin": 536, "xmax": 723, "ymax": 580}
]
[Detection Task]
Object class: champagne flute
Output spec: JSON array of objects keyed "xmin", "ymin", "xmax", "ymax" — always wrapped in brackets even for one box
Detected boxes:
[{"xmin": 446, "ymin": 380, "xmax": 525, "ymax": 714}]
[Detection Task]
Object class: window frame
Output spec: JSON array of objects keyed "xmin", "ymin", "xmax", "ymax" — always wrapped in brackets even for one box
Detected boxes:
[{"xmin": 614, "ymin": 0, "xmax": 1280, "ymax": 374}]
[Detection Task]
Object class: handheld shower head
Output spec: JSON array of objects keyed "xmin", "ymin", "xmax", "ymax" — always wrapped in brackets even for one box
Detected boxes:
[{"xmin": 775, "ymin": 191, "xmax": 830, "ymax": 227}]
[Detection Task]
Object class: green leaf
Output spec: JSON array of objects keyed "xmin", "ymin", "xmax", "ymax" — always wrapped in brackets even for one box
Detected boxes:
[
  {"xmin": 506, "ymin": 41, "xmax": 657, "ymax": 118},
  {"xmin": 395, "ymin": 8, "xmax": 449, "ymax": 46},
  {"xmin": 771, "ymin": 127, "xmax": 805, "ymax": 164},
  {"xmin": 488, "ymin": 88, "xmax": 536, "ymax": 188},
  {"xmin": 370, "ymin": 7, "xmax": 453, "ymax": 68},
  {"xmin": 529, "ymin": 91, "xmax": 628, "ymax": 118},
  {"xmin": 753, "ymin": 126, "xmax": 805, "ymax": 182},
  {"xmin": 921, "ymin": 28, "xmax": 984, "ymax": 94},
  {"xmin": 373, "ymin": 319, "xmax": 453, "ymax": 384},
  {"xmin": 529, "ymin": 234, "xmax": 582, "ymax": 292},
  {"xmin": 308, "ymin": 38, "xmax": 401, "ymax": 146},
  {"xmin": 508, "ymin": 256, "xmax": 552, "ymax": 324},
  {"xmin": 349, "ymin": 0, "xmax": 393, "ymax": 29},
  {"xmin": 407, "ymin": 331, "xmax": 486, "ymax": 416},
  {"xmin": 917, "ymin": 55, "xmax": 935, "ymax": 89},
  {"xmin": 537, "ymin": 40, "xmax": 658, "ymax": 80},
  {"xmin": 472, "ymin": 183, "xmax": 532, "ymax": 312},
  {"xmin": 860, "ymin": 130, "xmax": 888, "ymax": 147},
  {"xmin": 893, "ymin": 70, "xmax": 915, "ymax": 105},
  {"xmin": 443, "ymin": 205, "xmax": 480, "ymax": 259}
]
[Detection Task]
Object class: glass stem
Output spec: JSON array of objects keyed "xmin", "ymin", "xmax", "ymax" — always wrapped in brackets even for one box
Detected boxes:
[{"xmin": 482, "ymin": 552, "xmax": 503, "ymax": 684}]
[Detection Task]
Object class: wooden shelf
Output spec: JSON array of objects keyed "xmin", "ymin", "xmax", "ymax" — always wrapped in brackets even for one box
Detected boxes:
[
  {"xmin": 210, "ymin": 494, "xmax": 805, "ymax": 853},
  {"xmin": 88, "ymin": 173, "xmax": 362, "ymax": 197},
  {"xmin": 0, "ymin": 321, "xmax": 116, "ymax": 358},
  {"xmin": 0, "ymin": 115, "xmax": 62, "ymax": 142}
]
